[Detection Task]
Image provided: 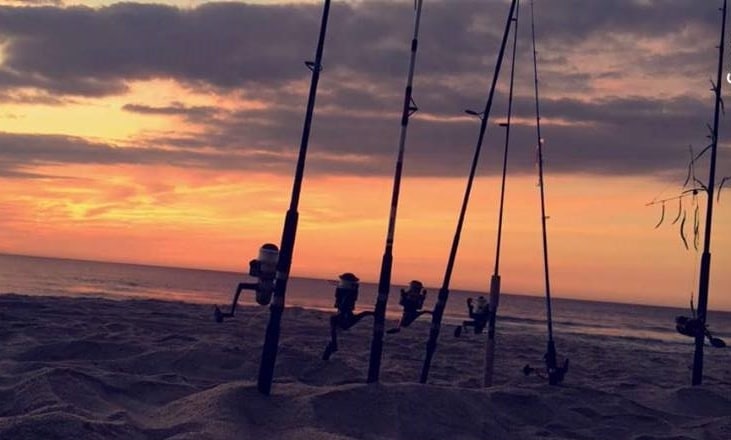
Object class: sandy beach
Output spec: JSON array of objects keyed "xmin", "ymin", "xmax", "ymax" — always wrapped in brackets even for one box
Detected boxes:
[{"xmin": 0, "ymin": 293, "xmax": 729, "ymax": 439}]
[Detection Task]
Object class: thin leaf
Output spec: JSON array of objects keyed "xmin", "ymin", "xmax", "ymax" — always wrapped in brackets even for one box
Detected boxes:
[
  {"xmin": 684, "ymin": 145, "xmax": 695, "ymax": 188},
  {"xmin": 693, "ymin": 144, "xmax": 712, "ymax": 162},
  {"xmin": 680, "ymin": 211, "xmax": 689, "ymax": 250},
  {"xmin": 683, "ymin": 162, "xmax": 693, "ymax": 187},
  {"xmin": 693, "ymin": 203, "xmax": 700, "ymax": 251},
  {"xmin": 672, "ymin": 198, "xmax": 683, "ymax": 224},
  {"xmin": 655, "ymin": 203, "xmax": 666, "ymax": 228},
  {"xmin": 718, "ymin": 176, "xmax": 730, "ymax": 202}
]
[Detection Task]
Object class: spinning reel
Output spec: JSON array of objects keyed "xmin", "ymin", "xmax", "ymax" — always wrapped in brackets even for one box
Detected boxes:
[
  {"xmin": 675, "ymin": 315, "xmax": 726, "ymax": 348},
  {"xmin": 322, "ymin": 272, "xmax": 375, "ymax": 360},
  {"xmin": 214, "ymin": 243, "xmax": 279, "ymax": 323},
  {"xmin": 386, "ymin": 280, "xmax": 432, "ymax": 334}
]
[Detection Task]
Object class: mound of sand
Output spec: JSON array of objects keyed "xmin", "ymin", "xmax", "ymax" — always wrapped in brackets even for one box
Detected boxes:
[{"xmin": 0, "ymin": 294, "xmax": 729, "ymax": 439}]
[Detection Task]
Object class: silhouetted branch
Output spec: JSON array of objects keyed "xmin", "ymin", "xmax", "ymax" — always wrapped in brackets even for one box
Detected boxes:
[
  {"xmin": 693, "ymin": 177, "xmax": 709, "ymax": 193},
  {"xmin": 693, "ymin": 144, "xmax": 712, "ymax": 164}
]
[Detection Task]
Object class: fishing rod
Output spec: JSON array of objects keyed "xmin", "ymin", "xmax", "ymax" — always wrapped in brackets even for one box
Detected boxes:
[
  {"xmin": 419, "ymin": 0, "xmax": 519, "ymax": 384},
  {"xmin": 483, "ymin": 0, "xmax": 520, "ymax": 388},
  {"xmin": 257, "ymin": 0, "xmax": 333, "ymax": 396},
  {"xmin": 320, "ymin": 1, "xmax": 427, "ymax": 379},
  {"xmin": 646, "ymin": 1, "xmax": 729, "ymax": 371},
  {"xmin": 524, "ymin": 0, "xmax": 568, "ymax": 386},
  {"xmin": 691, "ymin": 0, "xmax": 727, "ymax": 386},
  {"xmin": 366, "ymin": 0, "xmax": 425, "ymax": 384}
]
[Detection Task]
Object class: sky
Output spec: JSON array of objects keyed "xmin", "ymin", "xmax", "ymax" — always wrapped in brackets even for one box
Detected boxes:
[{"xmin": 0, "ymin": 0, "xmax": 730, "ymax": 310}]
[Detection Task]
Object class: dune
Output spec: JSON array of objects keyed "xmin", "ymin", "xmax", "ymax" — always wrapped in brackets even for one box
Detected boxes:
[{"xmin": 0, "ymin": 293, "xmax": 729, "ymax": 439}]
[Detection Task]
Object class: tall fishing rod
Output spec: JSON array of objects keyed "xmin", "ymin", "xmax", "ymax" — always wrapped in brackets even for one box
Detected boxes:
[
  {"xmin": 419, "ymin": 0, "xmax": 519, "ymax": 384},
  {"xmin": 257, "ymin": 0, "xmax": 332, "ymax": 396},
  {"xmin": 484, "ymin": 0, "xmax": 520, "ymax": 388},
  {"xmin": 528, "ymin": 0, "xmax": 567, "ymax": 386},
  {"xmin": 367, "ymin": 0, "xmax": 425, "ymax": 383},
  {"xmin": 692, "ymin": 0, "xmax": 726, "ymax": 386},
  {"xmin": 319, "ymin": 0, "xmax": 428, "ymax": 373}
]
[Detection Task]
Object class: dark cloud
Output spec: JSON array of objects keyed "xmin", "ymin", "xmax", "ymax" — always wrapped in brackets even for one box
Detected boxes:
[
  {"xmin": 0, "ymin": 2, "xmax": 320, "ymax": 93},
  {"xmin": 0, "ymin": 0, "xmax": 728, "ymax": 181},
  {"xmin": 0, "ymin": 68, "xmax": 128, "ymax": 97},
  {"xmin": 0, "ymin": 168, "xmax": 53, "ymax": 179},
  {"xmin": 123, "ymin": 90, "xmax": 725, "ymax": 177},
  {"xmin": 2, "ymin": 0, "xmax": 62, "ymax": 5},
  {"xmin": 122, "ymin": 102, "xmax": 220, "ymax": 119},
  {"xmin": 0, "ymin": 89, "xmax": 72, "ymax": 105},
  {"xmin": 0, "ymin": 1, "xmax": 718, "ymax": 95},
  {"xmin": 3, "ymin": 90, "xmax": 726, "ymax": 181},
  {"xmin": 0, "ymin": 130, "xmax": 379, "ymax": 177}
]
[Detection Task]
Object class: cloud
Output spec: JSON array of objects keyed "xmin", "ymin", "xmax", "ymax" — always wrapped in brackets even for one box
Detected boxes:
[
  {"xmin": 0, "ymin": 0, "xmax": 728, "ymax": 181},
  {"xmin": 126, "ymin": 91, "xmax": 725, "ymax": 176},
  {"xmin": 0, "ymin": 130, "xmax": 376, "ymax": 178},
  {"xmin": 122, "ymin": 102, "xmax": 220, "ymax": 119},
  {"xmin": 0, "ymin": 2, "xmax": 321, "ymax": 94},
  {"xmin": 0, "ymin": 89, "xmax": 73, "ymax": 105},
  {"xmin": 0, "ymin": 1, "xmax": 718, "ymax": 95},
  {"xmin": 2, "ymin": 89, "xmax": 727, "ymax": 180},
  {"xmin": 1, "ymin": 0, "xmax": 62, "ymax": 5}
]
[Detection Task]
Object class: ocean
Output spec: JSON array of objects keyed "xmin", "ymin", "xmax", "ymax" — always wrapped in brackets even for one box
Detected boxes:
[{"xmin": 1, "ymin": 253, "xmax": 729, "ymax": 346}]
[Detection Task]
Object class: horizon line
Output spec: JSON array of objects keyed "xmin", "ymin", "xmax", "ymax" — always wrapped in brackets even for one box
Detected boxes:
[{"xmin": 2, "ymin": 251, "xmax": 729, "ymax": 313}]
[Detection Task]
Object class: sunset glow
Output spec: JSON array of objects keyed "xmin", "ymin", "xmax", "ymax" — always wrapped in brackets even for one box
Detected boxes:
[{"xmin": 1, "ymin": 0, "xmax": 730, "ymax": 310}]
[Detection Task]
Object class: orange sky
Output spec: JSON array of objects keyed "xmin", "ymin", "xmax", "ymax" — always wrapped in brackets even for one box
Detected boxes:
[
  {"xmin": 0, "ymin": 0, "xmax": 730, "ymax": 311},
  {"xmin": 2, "ymin": 164, "xmax": 730, "ymax": 310}
]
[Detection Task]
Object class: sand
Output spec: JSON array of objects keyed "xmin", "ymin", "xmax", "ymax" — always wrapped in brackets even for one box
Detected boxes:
[{"xmin": 0, "ymin": 293, "xmax": 729, "ymax": 439}]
